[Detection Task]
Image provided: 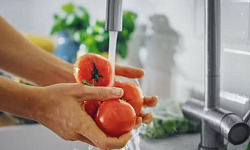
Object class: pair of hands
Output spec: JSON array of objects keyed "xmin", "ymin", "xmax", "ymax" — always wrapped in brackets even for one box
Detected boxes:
[
  {"xmin": 0, "ymin": 16, "xmax": 157, "ymax": 150},
  {"xmin": 30, "ymin": 65, "xmax": 157, "ymax": 150}
]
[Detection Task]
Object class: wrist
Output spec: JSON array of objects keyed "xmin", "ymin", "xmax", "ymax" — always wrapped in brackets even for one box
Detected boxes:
[
  {"xmin": 36, "ymin": 63, "xmax": 75, "ymax": 86},
  {"xmin": 24, "ymin": 86, "xmax": 46, "ymax": 121}
]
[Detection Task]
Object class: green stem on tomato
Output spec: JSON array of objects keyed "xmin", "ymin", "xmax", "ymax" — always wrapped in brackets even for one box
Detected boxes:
[{"xmin": 82, "ymin": 79, "xmax": 95, "ymax": 87}]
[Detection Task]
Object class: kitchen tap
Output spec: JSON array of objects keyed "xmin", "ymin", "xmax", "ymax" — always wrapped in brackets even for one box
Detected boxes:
[
  {"xmin": 182, "ymin": 0, "xmax": 250, "ymax": 150},
  {"xmin": 105, "ymin": 0, "xmax": 123, "ymax": 32}
]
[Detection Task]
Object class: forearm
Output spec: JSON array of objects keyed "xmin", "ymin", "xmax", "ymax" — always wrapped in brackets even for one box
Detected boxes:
[
  {"xmin": 0, "ymin": 76, "xmax": 38, "ymax": 119},
  {"xmin": 0, "ymin": 16, "xmax": 75, "ymax": 86}
]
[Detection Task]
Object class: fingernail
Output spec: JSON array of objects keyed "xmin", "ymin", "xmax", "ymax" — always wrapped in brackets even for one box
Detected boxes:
[{"xmin": 112, "ymin": 88, "xmax": 123, "ymax": 96}]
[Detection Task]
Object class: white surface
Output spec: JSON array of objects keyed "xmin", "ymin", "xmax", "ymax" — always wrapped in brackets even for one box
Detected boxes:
[
  {"xmin": 0, "ymin": 125, "xmax": 89, "ymax": 150},
  {"xmin": 0, "ymin": 124, "xmax": 248, "ymax": 150},
  {"xmin": 0, "ymin": 124, "xmax": 199, "ymax": 150}
]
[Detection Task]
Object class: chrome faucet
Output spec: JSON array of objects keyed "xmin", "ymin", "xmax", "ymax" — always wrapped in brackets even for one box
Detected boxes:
[
  {"xmin": 105, "ymin": 0, "xmax": 123, "ymax": 32},
  {"xmin": 182, "ymin": 0, "xmax": 250, "ymax": 149}
]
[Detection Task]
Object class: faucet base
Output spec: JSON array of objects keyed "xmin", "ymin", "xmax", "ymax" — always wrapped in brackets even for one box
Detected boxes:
[
  {"xmin": 199, "ymin": 145, "xmax": 227, "ymax": 150},
  {"xmin": 200, "ymin": 121, "xmax": 226, "ymax": 150},
  {"xmin": 182, "ymin": 99, "xmax": 250, "ymax": 148}
]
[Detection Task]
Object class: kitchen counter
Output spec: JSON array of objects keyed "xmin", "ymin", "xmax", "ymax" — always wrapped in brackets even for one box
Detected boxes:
[{"xmin": 0, "ymin": 124, "xmax": 248, "ymax": 150}]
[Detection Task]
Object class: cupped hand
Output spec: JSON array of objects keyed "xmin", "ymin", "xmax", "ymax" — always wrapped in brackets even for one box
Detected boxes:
[
  {"xmin": 31, "ymin": 64, "xmax": 157, "ymax": 149},
  {"xmin": 115, "ymin": 64, "xmax": 158, "ymax": 128},
  {"xmin": 30, "ymin": 83, "xmax": 131, "ymax": 150}
]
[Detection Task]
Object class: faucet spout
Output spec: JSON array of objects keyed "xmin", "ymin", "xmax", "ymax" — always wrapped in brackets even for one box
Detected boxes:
[{"xmin": 105, "ymin": 0, "xmax": 123, "ymax": 31}]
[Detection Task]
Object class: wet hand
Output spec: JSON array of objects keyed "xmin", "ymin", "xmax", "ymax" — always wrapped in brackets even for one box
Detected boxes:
[{"xmin": 30, "ymin": 83, "xmax": 131, "ymax": 150}]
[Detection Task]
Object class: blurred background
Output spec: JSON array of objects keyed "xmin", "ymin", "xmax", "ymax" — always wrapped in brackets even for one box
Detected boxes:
[
  {"xmin": 0, "ymin": 0, "xmax": 250, "ymax": 150},
  {"xmin": 1, "ymin": 0, "xmax": 250, "ymax": 98}
]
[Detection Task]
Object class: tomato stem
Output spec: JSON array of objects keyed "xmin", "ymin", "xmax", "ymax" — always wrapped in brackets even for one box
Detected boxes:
[
  {"xmin": 82, "ymin": 79, "xmax": 95, "ymax": 86},
  {"xmin": 88, "ymin": 60, "xmax": 103, "ymax": 84}
]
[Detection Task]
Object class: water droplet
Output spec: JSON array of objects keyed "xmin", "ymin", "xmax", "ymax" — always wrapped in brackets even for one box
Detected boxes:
[{"xmin": 88, "ymin": 145, "xmax": 93, "ymax": 150}]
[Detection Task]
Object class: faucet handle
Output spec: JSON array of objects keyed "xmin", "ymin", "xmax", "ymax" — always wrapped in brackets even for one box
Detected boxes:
[
  {"xmin": 243, "ymin": 109, "xmax": 250, "ymax": 123},
  {"xmin": 220, "ymin": 113, "xmax": 250, "ymax": 145}
]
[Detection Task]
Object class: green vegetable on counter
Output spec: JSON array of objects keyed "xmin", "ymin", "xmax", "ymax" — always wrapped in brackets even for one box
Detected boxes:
[
  {"xmin": 140, "ymin": 99, "xmax": 201, "ymax": 139},
  {"xmin": 246, "ymin": 141, "xmax": 250, "ymax": 150},
  {"xmin": 140, "ymin": 117, "xmax": 200, "ymax": 139}
]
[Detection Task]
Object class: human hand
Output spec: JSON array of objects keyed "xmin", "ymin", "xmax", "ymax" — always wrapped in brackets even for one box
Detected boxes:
[
  {"xmin": 29, "ymin": 63, "xmax": 157, "ymax": 149},
  {"xmin": 29, "ymin": 83, "xmax": 131, "ymax": 150}
]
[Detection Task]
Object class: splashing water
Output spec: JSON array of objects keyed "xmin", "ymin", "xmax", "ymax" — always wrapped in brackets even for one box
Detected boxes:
[
  {"xmin": 120, "ymin": 79, "xmax": 142, "ymax": 150},
  {"xmin": 88, "ymin": 145, "xmax": 94, "ymax": 150},
  {"xmin": 108, "ymin": 31, "xmax": 118, "ymax": 87},
  {"xmin": 87, "ymin": 128, "xmax": 141, "ymax": 150}
]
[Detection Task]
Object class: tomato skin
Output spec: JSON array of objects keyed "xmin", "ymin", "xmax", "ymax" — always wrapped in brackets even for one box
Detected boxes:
[
  {"xmin": 74, "ymin": 53, "xmax": 112, "ymax": 86},
  {"xmin": 83, "ymin": 101, "xmax": 102, "ymax": 119},
  {"xmin": 114, "ymin": 81, "xmax": 143, "ymax": 116},
  {"xmin": 95, "ymin": 100, "xmax": 136, "ymax": 137}
]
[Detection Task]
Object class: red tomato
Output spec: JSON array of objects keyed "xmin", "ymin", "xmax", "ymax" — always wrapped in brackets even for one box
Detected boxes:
[
  {"xmin": 95, "ymin": 100, "xmax": 136, "ymax": 137},
  {"xmin": 114, "ymin": 81, "xmax": 143, "ymax": 116},
  {"xmin": 83, "ymin": 101, "xmax": 102, "ymax": 119},
  {"xmin": 74, "ymin": 53, "xmax": 112, "ymax": 86}
]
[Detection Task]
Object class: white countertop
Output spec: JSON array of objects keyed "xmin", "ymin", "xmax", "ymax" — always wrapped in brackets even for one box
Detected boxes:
[{"xmin": 0, "ymin": 124, "xmax": 248, "ymax": 150}]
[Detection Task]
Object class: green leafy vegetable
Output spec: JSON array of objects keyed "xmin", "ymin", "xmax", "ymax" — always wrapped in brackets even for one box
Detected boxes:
[
  {"xmin": 65, "ymin": 14, "xmax": 78, "ymax": 26},
  {"xmin": 246, "ymin": 141, "xmax": 250, "ymax": 150},
  {"xmin": 51, "ymin": 3, "xmax": 137, "ymax": 59},
  {"xmin": 82, "ymin": 11, "xmax": 137, "ymax": 58},
  {"xmin": 140, "ymin": 99, "xmax": 201, "ymax": 139},
  {"xmin": 140, "ymin": 117, "xmax": 200, "ymax": 139},
  {"xmin": 163, "ymin": 120, "xmax": 177, "ymax": 134},
  {"xmin": 61, "ymin": 3, "xmax": 74, "ymax": 13},
  {"xmin": 50, "ymin": 3, "xmax": 90, "ymax": 35}
]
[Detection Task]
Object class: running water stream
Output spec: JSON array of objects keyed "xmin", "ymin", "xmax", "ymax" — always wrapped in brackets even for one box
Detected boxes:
[
  {"xmin": 88, "ymin": 31, "xmax": 141, "ymax": 150},
  {"xmin": 108, "ymin": 31, "xmax": 118, "ymax": 86}
]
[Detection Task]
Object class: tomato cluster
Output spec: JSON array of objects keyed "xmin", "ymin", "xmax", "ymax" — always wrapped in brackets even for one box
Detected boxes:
[{"xmin": 74, "ymin": 53, "xmax": 143, "ymax": 137}]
